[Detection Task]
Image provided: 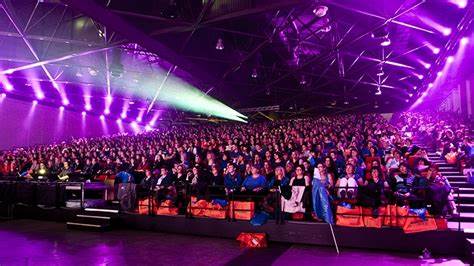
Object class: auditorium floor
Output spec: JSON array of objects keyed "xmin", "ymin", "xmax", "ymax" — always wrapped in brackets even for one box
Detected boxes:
[{"xmin": 0, "ymin": 219, "xmax": 465, "ymax": 266}]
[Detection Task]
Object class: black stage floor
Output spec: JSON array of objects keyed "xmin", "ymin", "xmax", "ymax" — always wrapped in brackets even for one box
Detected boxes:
[{"xmin": 0, "ymin": 219, "xmax": 465, "ymax": 266}]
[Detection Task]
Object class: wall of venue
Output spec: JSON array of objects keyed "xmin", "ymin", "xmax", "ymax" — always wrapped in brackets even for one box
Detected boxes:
[{"xmin": 0, "ymin": 97, "xmax": 135, "ymax": 150}]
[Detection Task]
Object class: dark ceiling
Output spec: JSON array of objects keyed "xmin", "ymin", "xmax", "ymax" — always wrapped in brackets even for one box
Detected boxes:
[{"xmin": 0, "ymin": 0, "xmax": 473, "ymax": 119}]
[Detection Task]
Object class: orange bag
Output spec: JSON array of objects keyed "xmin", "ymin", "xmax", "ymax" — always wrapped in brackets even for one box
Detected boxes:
[
  {"xmin": 229, "ymin": 201, "xmax": 255, "ymax": 220},
  {"xmin": 154, "ymin": 200, "xmax": 179, "ymax": 216},
  {"xmin": 236, "ymin": 233, "xmax": 267, "ymax": 248},
  {"xmin": 402, "ymin": 214, "xmax": 438, "ymax": 233},
  {"xmin": 435, "ymin": 218, "xmax": 448, "ymax": 231},
  {"xmin": 362, "ymin": 207, "xmax": 384, "ymax": 228},
  {"xmin": 445, "ymin": 153, "xmax": 457, "ymax": 165},
  {"xmin": 137, "ymin": 198, "xmax": 151, "ymax": 215},
  {"xmin": 384, "ymin": 205, "xmax": 409, "ymax": 227},
  {"xmin": 336, "ymin": 206, "xmax": 363, "ymax": 227},
  {"xmin": 292, "ymin": 212, "xmax": 305, "ymax": 220},
  {"xmin": 188, "ymin": 197, "xmax": 228, "ymax": 219}
]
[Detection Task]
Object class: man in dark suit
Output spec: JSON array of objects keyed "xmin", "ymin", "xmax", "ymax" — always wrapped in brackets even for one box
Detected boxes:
[{"xmin": 154, "ymin": 167, "xmax": 176, "ymax": 204}]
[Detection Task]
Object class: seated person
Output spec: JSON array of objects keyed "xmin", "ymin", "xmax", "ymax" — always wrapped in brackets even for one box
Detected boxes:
[
  {"xmin": 188, "ymin": 165, "xmax": 209, "ymax": 198},
  {"xmin": 268, "ymin": 166, "xmax": 290, "ymax": 190},
  {"xmin": 426, "ymin": 164, "xmax": 457, "ymax": 216},
  {"xmin": 282, "ymin": 165, "xmax": 311, "ymax": 215},
  {"xmin": 336, "ymin": 164, "xmax": 361, "ymax": 199},
  {"xmin": 388, "ymin": 162, "xmax": 414, "ymax": 205},
  {"xmin": 209, "ymin": 164, "xmax": 224, "ymax": 186},
  {"xmin": 138, "ymin": 169, "xmax": 156, "ymax": 197},
  {"xmin": 154, "ymin": 167, "xmax": 176, "ymax": 203},
  {"xmin": 241, "ymin": 165, "xmax": 267, "ymax": 193},
  {"xmin": 359, "ymin": 167, "xmax": 389, "ymax": 217},
  {"xmin": 224, "ymin": 163, "xmax": 242, "ymax": 194},
  {"xmin": 57, "ymin": 162, "xmax": 73, "ymax": 181},
  {"xmin": 35, "ymin": 162, "xmax": 49, "ymax": 180}
]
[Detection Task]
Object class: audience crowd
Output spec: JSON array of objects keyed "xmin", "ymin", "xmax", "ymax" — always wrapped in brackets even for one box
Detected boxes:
[{"xmin": 0, "ymin": 112, "xmax": 472, "ymax": 221}]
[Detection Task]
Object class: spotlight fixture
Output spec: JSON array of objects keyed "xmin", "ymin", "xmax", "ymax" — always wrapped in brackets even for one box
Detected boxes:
[
  {"xmin": 215, "ymin": 38, "xmax": 224, "ymax": 50},
  {"xmin": 299, "ymin": 75, "xmax": 307, "ymax": 85},
  {"xmin": 88, "ymin": 67, "xmax": 98, "ymax": 76},
  {"xmin": 447, "ymin": 56, "xmax": 454, "ymax": 63},
  {"xmin": 0, "ymin": 93, "xmax": 6, "ymax": 98},
  {"xmin": 62, "ymin": 99, "xmax": 69, "ymax": 106},
  {"xmin": 417, "ymin": 74, "xmax": 424, "ymax": 80},
  {"xmin": 32, "ymin": 100, "xmax": 38, "ymax": 105},
  {"xmin": 104, "ymin": 109, "xmax": 110, "ymax": 115},
  {"xmin": 423, "ymin": 63, "xmax": 431, "ymax": 69},
  {"xmin": 321, "ymin": 25, "xmax": 332, "ymax": 33},
  {"xmin": 376, "ymin": 65, "xmax": 384, "ymax": 76},
  {"xmin": 371, "ymin": 26, "xmax": 389, "ymax": 39},
  {"xmin": 313, "ymin": 5, "xmax": 328, "ymax": 17},
  {"xmin": 433, "ymin": 47, "xmax": 440, "ymax": 54},
  {"xmin": 442, "ymin": 28, "xmax": 452, "ymax": 36},
  {"xmin": 408, "ymin": 93, "xmax": 413, "ymax": 97},
  {"xmin": 116, "ymin": 118, "xmax": 122, "ymax": 123},
  {"xmin": 100, "ymin": 115, "xmax": 105, "ymax": 120},
  {"xmin": 375, "ymin": 87, "xmax": 382, "ymax": 95},
  {"xmin": 343, "ymin": 99, "xmax": 349, "ymax": 105},
  {"xmin": 380, "ymin": 37, "xmax": 391, "ymax": 46},
  {"xmin": 428, "ymin": 83, "xmax": 433, "ymax": 88},
  {"xmin": 121, "ymin": 113, "xmax": 127, "ymax": 119},
  {"xmin": 85, "ymin": 104, "xmax": 92, "ymax": 111},
  {"xmin": 81, "ymin": 111, "xmax": 86, "ymax": 116},
  {"xmin": 59, "ymin": 106, "xmax": 65, "ymax": 111},
  {"xmin": 461, "ymin": 37, "xmax": 469, "ymax": 45},
  {"xmin": 457, "ymin": 0, "xmax": 468, "ymax": 8},
  {"xmin": 437, "ymin": 71, "xmax": 443, "ymax": 77},
  {"xmin": 374, "ymin": 103, "xmax": 379, "ymax": 109},
  {"xmin": 251, "ymin": 68, "xmax": 258, "ymax": 78},
  {"xmin": 405, "ymin": 99, "xmax": 409, "ymax": 103}
]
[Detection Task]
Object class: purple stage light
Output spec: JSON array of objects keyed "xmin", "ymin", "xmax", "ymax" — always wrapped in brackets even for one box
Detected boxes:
[
  {"xmin": 433, "ymin": 47, "xmax": 440, "ymax": 54},
  {"xmin": 453, "ymin": 0, "xmax": 468, "ymax": 8},
  {"xmin": 447, "ymin": 56, "xmax": 454, "ymax": 63},
  {"xmin": 0, "ymin": 93, "xmax": 5, "ymax": 98},
  {"xmin": 5, "ymin": 83, "xmax": 13, "ymax": 91},
  {"xmin": 32, "ymin": 100, "xmax": 38, "ymax": 105},
  {"xmin": 417, "ymin": 74, "xmax": 424, "ymax": 80},
  {"xmin": 424, "ymin": 63, "xmax": 431, "ymax": 69},
  {"xmin": 36, "ymin": 91, "xmax": 45, "ymax": 100},
  {"xmin": 81, "ymin": 111, "xmax": 86, "ymax": 116},
  {"xmin": 461, "ymin": 37, "xmax": 469, "ymax": 45},
  {"xmin": 131, "ymin": 121, "xmax": 138, "ymax": 127},
  {"xmin": 104, "ymin": 109, "xmax": 110, "ymax": 115},
  {"xmin": 100, "ymin": 115, "xmax": 105, "ymax": 120},
  {"xmin": 428, "ymin": 83, "xmax": 434, "ymax": 88},
  {"xmin": 380, "ymin": 37, "xmax": 391, "ymax": 46},
  {"xmin": 85, "ymin": 104, "xmax": 92, "ymax": 111},
  {"xmin": 116, "ymin": 118, "xmax": 122, "ymax": 123},
  {"xmin": 62, "ymin": 99, "xmax": 70, "ymax": 106},
  {"xmin": 59, "ymin": 106, "xmax": 65, "ymax": 111},
  {"xmin": 442, "ymin": 28, "xmax": 452, "ymax": 36},
  {"xmin": 437, "ymin": 71, "xmax": 443, "ymax": 77},
  {"xmin": 408, "ymin": 93, "xmax": 413, "ymax": 97},
  {"xmin": 121, "ymin": 113, "xmax": 127, "ymax": 119}
]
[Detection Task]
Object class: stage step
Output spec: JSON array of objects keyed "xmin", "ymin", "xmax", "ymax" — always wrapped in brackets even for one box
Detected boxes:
[
  {"xmin": 84, "ymin": 208, "xmax": 119, "ymax": 214},
  {"xmin": 66, "ymin": 222, "xmax": 108, "ymax": 230},
  {"xmin": 67, "ymin": 207, "xmax": 120, "ymax": 231},
  {"xmin": 448, "ymin": 177, "xmax": 467, "ymax": 182}
]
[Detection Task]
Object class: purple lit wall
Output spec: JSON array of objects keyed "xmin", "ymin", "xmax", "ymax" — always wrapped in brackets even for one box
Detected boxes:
[
  {"xmin": 0, "ymin": 97, "xmax": 136, "ymax": 150},
  {"xmin": 438, "ymin": 76, "xmax": 474, "ymax": 118}
]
